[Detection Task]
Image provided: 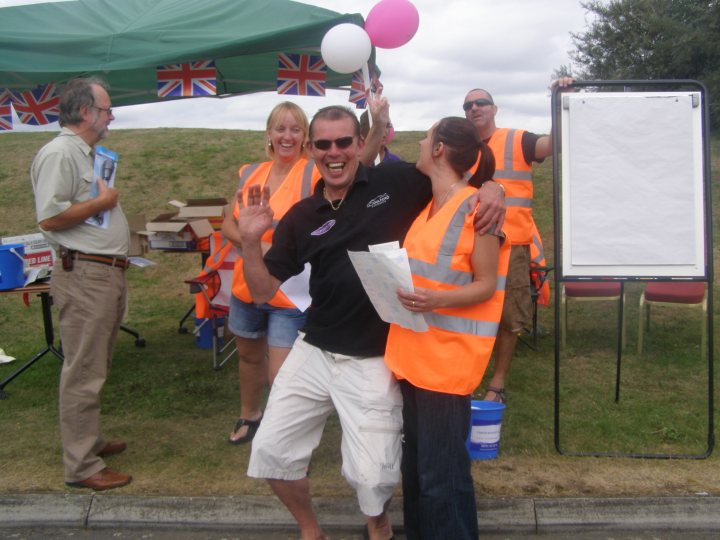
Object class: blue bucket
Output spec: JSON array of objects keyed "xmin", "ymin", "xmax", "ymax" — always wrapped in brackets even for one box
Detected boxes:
[
  {"xmin": 195, "ymin": 316, "xmax": 224, "ymax": 349},
  {"xmin": 466, "ymin": 400, "xmax": 506, "ymax": 460},
  {"xmin": 0, "ymin": 243, "xmax": 25, "ymax": 291}
]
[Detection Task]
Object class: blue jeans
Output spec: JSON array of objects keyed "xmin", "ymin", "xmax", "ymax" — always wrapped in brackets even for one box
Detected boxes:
[
  {"xmin": 400, "ymin": 380, "xmax": 477, "ymax": 540},
  {"xmin": 228, "ymin": 296, "xmax": 306, "ymax": 348}
]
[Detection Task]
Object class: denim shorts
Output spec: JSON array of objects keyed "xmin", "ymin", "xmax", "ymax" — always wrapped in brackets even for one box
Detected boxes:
[{"xmin": 228, "ymin": 295, "xmax": 306, "ymax": 348}]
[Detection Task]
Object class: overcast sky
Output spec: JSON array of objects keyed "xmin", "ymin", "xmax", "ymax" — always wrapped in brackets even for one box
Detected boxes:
[{"xmin": 0, "ymin": 0, "xmax": 593, "ymax": 134}]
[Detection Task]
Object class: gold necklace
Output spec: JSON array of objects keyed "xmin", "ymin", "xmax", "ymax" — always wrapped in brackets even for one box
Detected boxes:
[
  {"xmin": 323, "ymin": 187, "xmax": 346, "ymax": 211},
  {"xmin": 437, "ymin": 181, "xmax": 462, "ymax": 207}
]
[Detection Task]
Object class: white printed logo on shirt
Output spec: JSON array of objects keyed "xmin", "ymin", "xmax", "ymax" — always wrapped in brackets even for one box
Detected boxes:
[{"xmin": 367, "ymin": 193, "xmax": 390, "ymax": 208}]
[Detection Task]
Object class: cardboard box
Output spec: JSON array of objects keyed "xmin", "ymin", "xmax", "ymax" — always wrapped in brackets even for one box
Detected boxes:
[
  {"xmin": 146, "ymin": 233, "xmax": 197, "ymax": 251},
  {"xmin": 126, "ymin": 214, "xmax": 149, "ymax": 256},
  {"xmin": 142, "ymin": 212, "xmax": 214, "ymax": 251},
  {"xmin": 169, "ymin": 198, "xmax": 227, "ymax": 219},
  {"xmin": 1, "ymin": 232, "xmax": 56, "ymax": 269}
]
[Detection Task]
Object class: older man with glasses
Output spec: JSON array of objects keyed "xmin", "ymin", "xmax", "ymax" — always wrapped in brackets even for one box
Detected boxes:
[
  {"xmin": 30, "ymin": 76, "xmax": 132, "ymax": 491},
  {"xmin": 463, "ymin": 78, "xmax": 574, "ymax": 406}
]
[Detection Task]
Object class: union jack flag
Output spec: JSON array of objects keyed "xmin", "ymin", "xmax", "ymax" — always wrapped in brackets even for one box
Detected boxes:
[
  {"xmin": 277, "ymin": 53, "xmax": 326, "ymax": 96},
  {"xmin": 0, "ymin": 89, "xmax": 12, "ymax": 131},
  {"xmin": 348, "ymin": 71, "xmax": 367, "ymax": 109},
  {"xmin": 156, "ymin": 60, "xmax": 217, "ymax": 98},
  {"xmin": 348, "ymin": 68, "xmax": 380, "ymax": 109},
  {"xmin": 11, "ymin": 83, "xmax": 60, "ymax": 125}
]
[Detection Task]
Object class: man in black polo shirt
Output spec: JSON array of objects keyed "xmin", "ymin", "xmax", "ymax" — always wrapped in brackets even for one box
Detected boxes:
[{"xmin": 240, "ymin": 105, "xmax": 504, "ymax": 540}]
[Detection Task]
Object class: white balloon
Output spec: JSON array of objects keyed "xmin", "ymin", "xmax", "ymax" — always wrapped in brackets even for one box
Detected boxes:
[{"xmin": 321, "ymin": 24, "xmax": 372, "ymax": 74}]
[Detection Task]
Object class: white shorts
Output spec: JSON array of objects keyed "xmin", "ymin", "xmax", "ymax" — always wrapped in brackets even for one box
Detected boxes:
[{"xmin": 247, "ymin": 335, "xmax": 403, "ymax": 517}]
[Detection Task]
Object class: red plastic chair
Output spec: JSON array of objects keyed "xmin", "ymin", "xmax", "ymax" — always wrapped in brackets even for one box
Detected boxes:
[
  {"xmin": 561, "ymin": 282, "xmax": 625, "ymax": 348},
  {"xmin": 638, "ymin": 281, "xmax": 707, "ymax": 356}
]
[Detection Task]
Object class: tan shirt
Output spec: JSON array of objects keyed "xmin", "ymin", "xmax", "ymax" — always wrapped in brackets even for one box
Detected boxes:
[{"xmin": 30, "ymin": 127, "xmax": 129, "ymax": 256}]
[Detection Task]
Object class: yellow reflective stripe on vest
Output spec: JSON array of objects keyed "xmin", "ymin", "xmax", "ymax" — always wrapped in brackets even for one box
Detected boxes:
[
  {"xmin": 531, "ymin": 230, "xmax": 545, "ymax": 264},
  {"xmin": 299, "ymin": 160, "xmax": 315, "ymax": 199},
  {"xmin": 408, "ymin": 193, "xmax": 506, "ymax": 337},
  {"xmin": 240, "ymin": 161, "xmax": 316, "ymax": 231},
  {"xmin": 506, "ymin": 197, "xmax": 533, "ymax": 208},
  {"xmin": 496, "ymin": 128, "xmax": 532, "ymax": 181},
  {"xmin": 238, "ymin": 162, "xmax": 261, "ymax": 189},
  {"xmin": 270, "ymin": 160, "xmax": 316, "ymax": 229},
  {"xmin": 424, "ymin": 312, "xmax": 500, "ymax": 337}
]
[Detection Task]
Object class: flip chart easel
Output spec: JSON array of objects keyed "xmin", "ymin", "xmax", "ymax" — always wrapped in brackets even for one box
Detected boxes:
[{"xmin": 551, "ymin": 80, "xmax": 714, "ymax": 458}]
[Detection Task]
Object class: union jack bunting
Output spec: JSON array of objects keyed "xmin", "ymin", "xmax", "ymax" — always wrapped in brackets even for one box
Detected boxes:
[
  {"xmin": 277, "ymin": 53, "xmax": 326, "ymax": 96},
  {"xmin": 348, "ymin": 70, "xmax": 367, "ymax": 109},
  {"xmin": 0, "ymin": 89, "xmax": 12, "ymax": 131},
  {"xmin": 348, "ymin": 67, "xmax": 380, "ymax": 109},
  {"xmin": 11, "ymin": 83, "xmax": 60, "ymax": 125},
  {"xmin": 156, "ymin": 60, "xmax": 217, "ymax": 98}
]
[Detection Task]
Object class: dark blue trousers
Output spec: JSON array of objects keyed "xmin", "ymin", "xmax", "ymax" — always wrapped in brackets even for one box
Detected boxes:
[{"xmin": 400, "ymin": 380, "xmax": 478, "ymax": 540}]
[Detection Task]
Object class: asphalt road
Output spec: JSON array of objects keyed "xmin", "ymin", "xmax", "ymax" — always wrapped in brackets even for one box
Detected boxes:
[{"xmin": 0, "ymin": 527, "xmax": 718, "ymax": 540}]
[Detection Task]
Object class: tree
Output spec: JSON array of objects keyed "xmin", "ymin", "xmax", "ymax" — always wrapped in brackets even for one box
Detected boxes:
[{"xmin": 568, "ymin": 0, "xmax": 720, "ymax": 130}]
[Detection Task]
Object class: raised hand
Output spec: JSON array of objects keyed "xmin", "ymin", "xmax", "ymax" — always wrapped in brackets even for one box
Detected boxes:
[
  {"xmin": 237, "ymin": 184, "xmax": 274, "ymax": 243},
  {"xmin": 367, "ymin": 80, "xmax": 389, "ymax": 128}
]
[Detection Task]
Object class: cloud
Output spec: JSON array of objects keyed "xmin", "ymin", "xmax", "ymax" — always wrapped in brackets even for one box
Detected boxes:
[{"xmin": 0, "ymin": 0, "xmax": 592, "ymax": 134}]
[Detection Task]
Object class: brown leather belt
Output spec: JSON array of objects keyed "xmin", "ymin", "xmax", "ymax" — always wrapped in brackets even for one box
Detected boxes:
[{"xmin": 72, "ymin": 251, "xmax": 130, "ymax": 270}]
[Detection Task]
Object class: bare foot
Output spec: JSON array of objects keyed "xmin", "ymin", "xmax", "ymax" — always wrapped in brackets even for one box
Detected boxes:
[
  {"xmin": 366, "ymin": 510, "xmax": 393, "ymax": 540},
  {"xmin": 299, "ymin": 528, "xmax": 327, "ymax": 540}
]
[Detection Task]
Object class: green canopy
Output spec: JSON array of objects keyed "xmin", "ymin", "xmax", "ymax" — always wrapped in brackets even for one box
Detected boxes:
[{"xmin": 0, "ymin": 0, "xmax": 366, "ymax": 106}]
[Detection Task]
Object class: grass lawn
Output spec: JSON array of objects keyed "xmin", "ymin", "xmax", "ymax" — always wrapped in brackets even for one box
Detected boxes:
[{"xmin": 0, "ymin": 128, "xmax": 718, "ymax": 499}]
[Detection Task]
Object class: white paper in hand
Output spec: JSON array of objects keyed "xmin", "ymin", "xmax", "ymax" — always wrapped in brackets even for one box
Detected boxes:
[
  {"xmin": 280, "ymin": 262, "xmax": 311, "ymax": 312},
  {"xmin": 348, "ymin": 243, "xmax": 428, "ymax": 332}
]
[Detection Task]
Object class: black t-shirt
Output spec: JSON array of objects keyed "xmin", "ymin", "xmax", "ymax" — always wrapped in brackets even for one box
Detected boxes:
[
  {"xmin": 521, "ymin": 131, "xmax": 542, "ymax": 164},
  {"xmin": 265, "ymin": 161, "xmax": 432, "ymax": 356}
]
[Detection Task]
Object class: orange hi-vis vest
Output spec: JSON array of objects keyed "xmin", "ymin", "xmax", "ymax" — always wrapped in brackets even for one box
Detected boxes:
[
  {"xmin": 231, "ymin": 158, "xmax": 319, "ymax": 308},
  {"xmin": 384, "ymin": 187, "xmax": 511, "ymax": 396},
  {"xmin": 194, "ymin": 231, "xmax": 237, "ymax": 319},
  {"xmin": 529, "ymin": 217, "xmax": 550, "ymax": 307},
  {"xmin": 469, "ymin": 127, "xmax": 533, "ymax": 245}
]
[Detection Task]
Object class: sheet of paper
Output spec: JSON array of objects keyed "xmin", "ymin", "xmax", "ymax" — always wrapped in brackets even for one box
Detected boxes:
[
  {"xmin": 280, "ymin": 262, "xmax": 311, "ymax": 312},
  {"xmin": 128, "ymin": 257, "xmax": 156, "ymax": 268},
  {"xmin": 23, "ymin": 266, "xmax": 49, "ymax": 286},
  {"xmin": 0, "ymin": 348, "xmax": 15, "ymax": 364},
  {"xmin": 369, "ymin": 241, "xmax": 400, "ymax": 252},
  {"xmin": 348, "ymin": 246, "xmax": 428, "ymax": 332}
]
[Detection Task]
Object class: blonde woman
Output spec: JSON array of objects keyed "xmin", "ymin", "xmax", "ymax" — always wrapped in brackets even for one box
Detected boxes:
[{"xmin": 221, "ymin": 102, "xmax": 318, "ymax": 444}]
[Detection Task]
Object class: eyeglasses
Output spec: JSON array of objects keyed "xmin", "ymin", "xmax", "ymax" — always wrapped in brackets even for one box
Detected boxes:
[
  {"xmin": 93, "ymin": 105, "xmax": 113, "ymax": 116},
  {"xmin": 462, "ymin": 98, "xmax": 494, "ymax": 112},
  {"xmin": 312, "ymin": 136, "xmax": 355, "ymax": 150}
]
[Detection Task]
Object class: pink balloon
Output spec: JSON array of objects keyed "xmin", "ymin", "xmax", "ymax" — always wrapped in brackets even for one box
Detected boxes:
[{"xmin": 365, "ymin": 0, "xmax": 420, "ymax": 49}]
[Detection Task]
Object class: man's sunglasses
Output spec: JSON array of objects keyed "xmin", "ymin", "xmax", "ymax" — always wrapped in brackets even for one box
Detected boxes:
[
  {"xmin": 312, "ymin": 136, "xmax": 355, "ymax": 150},
  {"xmin": 462, "ymin": 98, "xmax": 494, "ymax": 112}
]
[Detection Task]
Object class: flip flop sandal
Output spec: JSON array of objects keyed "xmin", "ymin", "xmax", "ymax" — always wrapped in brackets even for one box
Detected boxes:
[
  {"xmin": 484, "ymin": 386, "xmax": 507, "ymax": 404},
  {"xmin": 228, "ymin": 414, "xmax": 263, "ymax": 445}
]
